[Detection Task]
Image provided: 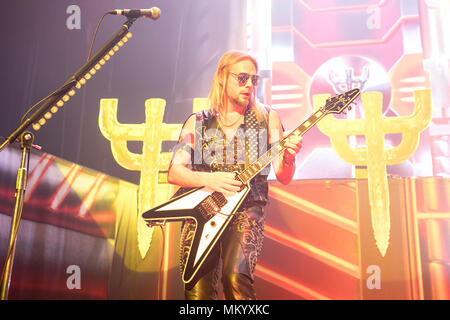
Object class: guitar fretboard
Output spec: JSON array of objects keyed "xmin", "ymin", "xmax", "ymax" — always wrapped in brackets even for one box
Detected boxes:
[{"xmin": 237, "ymin": 108, "xmax": 327, "ymax": 184}]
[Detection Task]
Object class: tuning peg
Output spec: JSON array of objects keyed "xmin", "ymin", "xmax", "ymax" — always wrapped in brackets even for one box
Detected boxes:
[{"xmin": 347, "ymin": 105, "xmax": 352, "ymax": 111}]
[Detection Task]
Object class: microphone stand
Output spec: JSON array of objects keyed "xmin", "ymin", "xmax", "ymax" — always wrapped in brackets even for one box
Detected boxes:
[
  {"xmin": 0, "ymin": 17, "xmax": 137, "ymax": 300},
  {"xmin": 0, "ymin": 132, "xmax": 33, "ymax": 300}
]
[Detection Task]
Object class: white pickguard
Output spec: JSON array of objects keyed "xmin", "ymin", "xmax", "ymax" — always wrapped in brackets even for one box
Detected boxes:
[{"xmin": 155, "ymin": 188, "xmax": 212, "ymax": 211}]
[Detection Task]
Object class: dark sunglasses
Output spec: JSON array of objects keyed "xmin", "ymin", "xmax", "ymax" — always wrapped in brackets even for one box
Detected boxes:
[{"xmin": 229, "ymin": 72, "xmax": 260, "ymax": 86}]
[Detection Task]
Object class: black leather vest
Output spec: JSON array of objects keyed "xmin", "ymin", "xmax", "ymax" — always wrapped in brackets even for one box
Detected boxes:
[{"xmin": 189, "ymin": 108, "xmax": 270, "ymax": 207}]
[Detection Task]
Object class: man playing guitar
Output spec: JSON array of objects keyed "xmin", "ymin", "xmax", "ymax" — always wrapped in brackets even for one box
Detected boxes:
[{"xmin": 167, "ymin": 50, "xmax": 302, "ymax": 300}]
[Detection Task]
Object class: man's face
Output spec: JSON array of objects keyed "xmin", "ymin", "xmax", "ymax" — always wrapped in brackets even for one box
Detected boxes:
[{"xmin": 225, "ymin": 59, "xmax": 258, "ymax": 108}]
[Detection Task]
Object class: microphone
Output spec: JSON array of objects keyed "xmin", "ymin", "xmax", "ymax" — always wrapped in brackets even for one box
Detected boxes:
[{"xmin": 108, "ymin": 7, "xmax": 161, "ymax": 20}]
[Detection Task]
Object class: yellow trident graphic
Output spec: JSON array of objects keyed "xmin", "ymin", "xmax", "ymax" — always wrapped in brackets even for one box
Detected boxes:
[
  {"xmin": 313, "ymin": 90, "xmax": 432, "ymax": 256},
  {"xmin": 98, "ymin": 97, "xmax": 209, "ymax": 258}
]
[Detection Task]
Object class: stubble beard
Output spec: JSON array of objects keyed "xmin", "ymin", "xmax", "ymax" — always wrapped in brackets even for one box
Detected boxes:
[{"xmin": 231, "ymin": 95, "xmax": 250, "ymax": 108}]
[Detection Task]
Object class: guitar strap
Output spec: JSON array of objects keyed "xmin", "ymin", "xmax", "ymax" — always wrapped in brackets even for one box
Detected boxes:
[
  {"xmin": 244, "ymin": 108, "xmax": 260, "ymax": 168},
  {"xmin": 195, "ymin": 108, "xmax": 262, "ymax": 170}
]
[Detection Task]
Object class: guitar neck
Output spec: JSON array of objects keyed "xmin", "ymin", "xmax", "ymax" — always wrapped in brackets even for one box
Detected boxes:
[{"xmin": 237, "ymin": 108, "xmax": 327, "ymax": 184}]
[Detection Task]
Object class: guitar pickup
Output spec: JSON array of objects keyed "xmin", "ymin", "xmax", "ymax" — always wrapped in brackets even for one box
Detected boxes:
[
  {"xmin": 211, "ymin": 192, "xmax": 227, "ymax": 207},
  {"xmin": 198, "ymin": 192, "xmax": 228, "ymax": 220}
]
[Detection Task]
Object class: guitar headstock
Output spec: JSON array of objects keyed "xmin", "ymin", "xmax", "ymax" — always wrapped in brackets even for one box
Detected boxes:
[{"xmin": 321, "ymin": 88, "xmax": 361, "ymax": 115}]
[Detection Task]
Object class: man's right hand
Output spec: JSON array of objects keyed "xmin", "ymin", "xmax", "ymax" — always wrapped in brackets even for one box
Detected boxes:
[{"xmin": 201, "ymin": 172, "xmax": 243, "ymax": 197}]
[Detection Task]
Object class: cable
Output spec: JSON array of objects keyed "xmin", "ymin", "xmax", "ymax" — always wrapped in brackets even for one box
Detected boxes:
[
  {"xmin": 19, "ymin": 11, "xmax": 109, "ymax": 125},
  {"xmin": 86, "ymin": 12, "xmax": 109, "ymax": 62},
  {"xmin": 19, "ymin": 80, "xmax": 76, "ymax": 124}
]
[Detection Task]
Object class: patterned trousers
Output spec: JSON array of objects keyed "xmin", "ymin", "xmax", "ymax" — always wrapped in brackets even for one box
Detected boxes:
[{"xmin": 180, "ymin": 205, "xmax": 265, "ymax": 300}]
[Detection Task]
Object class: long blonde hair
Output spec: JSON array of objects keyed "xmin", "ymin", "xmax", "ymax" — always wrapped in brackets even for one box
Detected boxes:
[{"xmin": 208, "ymin": 50, "xmax": 268, "ymax": 122}]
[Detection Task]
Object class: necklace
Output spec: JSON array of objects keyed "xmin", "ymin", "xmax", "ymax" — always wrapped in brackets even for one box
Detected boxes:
[{"xmin": 218, "ymin": 113, "xmax": 244, "ymax": 127}]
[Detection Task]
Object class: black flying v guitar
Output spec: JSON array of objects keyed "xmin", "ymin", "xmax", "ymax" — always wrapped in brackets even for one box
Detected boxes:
[{"xmin": 142, "ymin": 88, "xmax": 361, "ymax": 286}]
